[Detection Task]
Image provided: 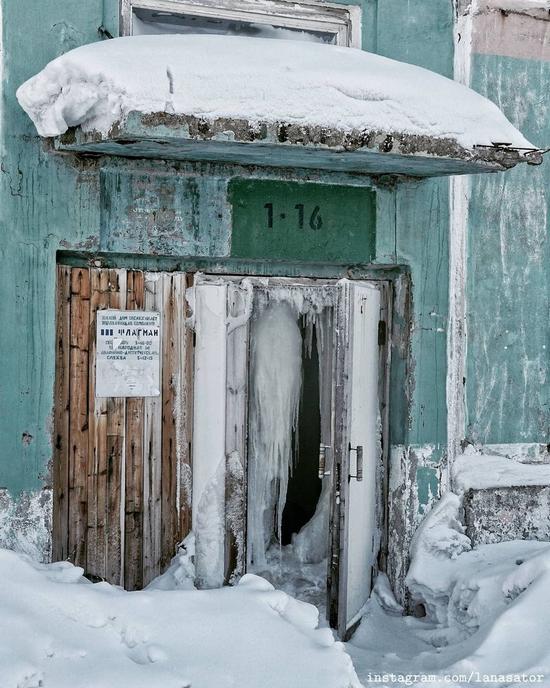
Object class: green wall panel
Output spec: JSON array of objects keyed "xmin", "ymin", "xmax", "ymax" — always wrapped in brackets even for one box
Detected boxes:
[
  {"xmin": 466, "ymin": 54, "xmax": 550, "ymax": 444},
  {"xmin": 100, "ymin": 169, "xmax": 231, "ymax": 256},
  {"xmin": 229, "ymin": 180, "xmax": 376, "ymax": 263}
]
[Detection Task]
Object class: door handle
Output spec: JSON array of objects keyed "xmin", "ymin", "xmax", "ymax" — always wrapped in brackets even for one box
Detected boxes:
[
  {"xmin": 318, "ymin": 444, "xmax": 331, "ymax": 479},
  {"xmin": 349, "ymin": 445, "xmax": 363, "ymax": 481}
]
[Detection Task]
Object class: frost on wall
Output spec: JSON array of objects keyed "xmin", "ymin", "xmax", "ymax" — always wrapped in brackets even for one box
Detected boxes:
[
  {"xmin": 387, "ymin": 445, "xmax": 443, "ymax": 605},
  {"xmin": 225, "ymin": 451, "xmax": 245, "ymax": 583},
  {"xmin": 194, "ymin": 459, "xmax": 226, "ymax": 589},
  {"xmin": 465, "ymin": 6, "xmax": 549, "ymax": 445},
  {"xmin": 0, "ymin": 488, "xmax": 52, "ymax": 562},
  {"xmin": 464, "ymin": 485, "xmax": 550, "ymax": 545}
]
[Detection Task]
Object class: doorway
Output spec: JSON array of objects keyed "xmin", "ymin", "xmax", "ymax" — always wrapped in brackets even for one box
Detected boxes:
[
  {"xmin": 191, "ymin": 275, "xmax": 390, "ymax": 637},
  {"xmin": 246, "ymin": 290, "xmax": 335, "ymax": 612}
]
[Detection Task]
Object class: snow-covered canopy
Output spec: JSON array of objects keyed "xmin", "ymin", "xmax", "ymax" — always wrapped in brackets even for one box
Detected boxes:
[{"xmin": 17, "ymin": 34, "xmax": 533, "ymax": 150}]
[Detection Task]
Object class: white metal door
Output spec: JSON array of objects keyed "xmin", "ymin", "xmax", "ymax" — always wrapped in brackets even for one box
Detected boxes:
[{"xmin": 335, "ymin": 280, "xmax": 381, "ymax": 637}]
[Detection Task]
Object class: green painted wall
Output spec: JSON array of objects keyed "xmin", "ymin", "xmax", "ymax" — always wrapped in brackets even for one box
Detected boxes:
[
  {"xmin": 229, "ymin": 180, "xmax": 376, "ymax": 263},
  {"xmin": 466, "ymin": 52, "xmax": 550, "ymax": 445},
  {"xmin": 1, "ymin": 1, "xmax": 105, "ymax": 494},
  {"xmin": 374, "ymin": 0, "xmax": 453, "ymax": 506},
  {"xmin": 0, "ymin": 0, "xmax": 453, "ymax": 540}
]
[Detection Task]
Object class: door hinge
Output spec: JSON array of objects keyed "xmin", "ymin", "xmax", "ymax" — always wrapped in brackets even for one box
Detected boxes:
[
  {"xmin": 378, "ymin": 320, "xmax": 387, "ymax": 346},
  {"xmin": 349, "ymin": 444, "xmax": 364, "ymax": 481},
  {"xmin": 318, "ymin": 444, "xmax": 332, "ymax": 479}
]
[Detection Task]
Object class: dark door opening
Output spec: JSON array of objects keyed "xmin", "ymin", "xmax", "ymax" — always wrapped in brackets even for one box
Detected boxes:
[
  {"xmin": 281, "ymin": 322, "xmax": 322, "ymax": 545},
  {"xmin": 246, "ymin": 295, "xmax": 334, "ymax": 611}
]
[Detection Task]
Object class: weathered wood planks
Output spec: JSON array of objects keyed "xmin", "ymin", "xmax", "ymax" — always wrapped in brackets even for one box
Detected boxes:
[
  {"xmin": 87, "ymin": 268, "xmax": 109, "ymax": 580},
  {"xmin": 224, "ymin": 283, "xmax": 249, "ymax": 583},
  {"xmin": 143, "ymin": 273, "xmax": 164, "ymax": 585},
  {"xmin": 54, "ymin": 267, "xmax": 192, "ymax": 590},
  {"xmin": 105, "ymin": 269, "xmax": 127, "ymax": 586},
  {"xmin": 160, "ymin": 273, "xmax": 191, "ymax": 571},
  {"xmin": 52, "ymin": 265, "xmax": 72, "ymax": 562},
  {"xmin": 124, "ymin": 271, "xmax": 145, "ymax": 590},
  {"xmin": 68, "ymin": 268, "xmax": 90, "ymax": 568}
]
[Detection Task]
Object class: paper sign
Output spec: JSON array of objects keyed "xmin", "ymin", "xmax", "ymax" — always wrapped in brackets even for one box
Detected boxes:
[{"xmin": 96, "ymin": 310, "xmax": 161, "ymax": 397}]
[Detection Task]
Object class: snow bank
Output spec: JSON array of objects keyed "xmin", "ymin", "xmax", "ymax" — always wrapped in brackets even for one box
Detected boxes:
[
  {"xmin": 350, "ymin": 495, "xmax": 550, "ymax": 686},
  {"xmin": 453, "ymin": 446, "xmax": 550, "ymax": 491},
  {"xmin": 0, "ymin": 548, "xmax": 359, "ymax": 688},
  {"xmin": 406, "ymin": 493, "xmax": 472, "ymax": 622},
  {"xmin": 16, "ymin": 34, "xmax": 532, "ymax": 149}
]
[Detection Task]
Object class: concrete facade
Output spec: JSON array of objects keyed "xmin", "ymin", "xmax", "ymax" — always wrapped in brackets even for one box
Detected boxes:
[{"xmin": 0, "ymin": 0, "xmax": 547, "ymax": 598}]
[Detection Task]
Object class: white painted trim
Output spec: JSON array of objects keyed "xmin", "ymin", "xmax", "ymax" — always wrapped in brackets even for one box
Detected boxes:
[
  {"xmin": 191, "ymin": 281, "xmax": 228, "ymax": 588},
  {"xmin": 447, "ymin": 2, "xmax": 473, "ymax": 479},
  {"xmin": 121, "ymin": 0, "xmax": 361, "ymax": 47}
]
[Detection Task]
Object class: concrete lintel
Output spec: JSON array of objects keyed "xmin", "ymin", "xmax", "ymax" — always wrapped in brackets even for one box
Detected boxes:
[{"xmin": 53, "ymin": 112, "xmax": 542, "ymax": 178}]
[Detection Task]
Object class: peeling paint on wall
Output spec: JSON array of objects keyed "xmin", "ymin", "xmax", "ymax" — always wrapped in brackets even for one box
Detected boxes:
[
  {"xmin": 387, "ymin": 443, "xmax": 445, "ymax": 604},
  {"xmin": 473, "ymin": 5, "xmax": 550, "ymax": 60},
  {"xmin": 0, "ymin": 0, "xmax": 458, "ymax": 594},
  {"xmin": 447, "ymin": 0, "xmax": 473, "ymax": 472},
  {"xmin": 100, "ymin": 168, "xmax": 231, "ymax": 256},
  {"xmin": 465, "ymin": 5, "xmax": 550, "ymax": 446},
  {"xmin": 463, "ymin": 485, "xmax": 550, "ymax": 545}
]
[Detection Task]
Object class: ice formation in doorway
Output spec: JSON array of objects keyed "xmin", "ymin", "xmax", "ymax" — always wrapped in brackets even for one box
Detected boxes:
[
  {"xmin": 247, "ymin": 286, "xmax": 336, "ymax": 588},
  {"xmin": 247, "ymin": 302, "xmax": 303, "ymax": 568}
]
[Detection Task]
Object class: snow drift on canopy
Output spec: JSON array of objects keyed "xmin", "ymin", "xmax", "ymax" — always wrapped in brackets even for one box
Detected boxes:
[{"xmin": 17, "ymin": 34, "xmax": 532, "ymax": 149}]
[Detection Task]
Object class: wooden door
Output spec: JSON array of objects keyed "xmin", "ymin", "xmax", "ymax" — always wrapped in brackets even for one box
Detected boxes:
[
  {"xmin": 330, "ymin": 280, "xmax": 385, "ymax": 638},
  {"xmin": 53, "ymin": 266, "xmax": 193, "ymax": 589}
]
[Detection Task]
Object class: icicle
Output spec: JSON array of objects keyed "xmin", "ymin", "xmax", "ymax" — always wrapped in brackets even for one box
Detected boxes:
[{"xmin": 247, "ymin": 302, "xmax": 303, "ymax": 568}]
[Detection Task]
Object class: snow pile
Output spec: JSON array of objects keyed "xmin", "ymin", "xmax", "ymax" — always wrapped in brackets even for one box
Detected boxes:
[
  {"xmin": 16, "ymin": 34, "xmax": 532, "ymax": 149},
  {"xmin": 145, "ymin": 534, "xmax": 196, "ymax": 591},
  {"xmin": 349, "ymin": 494, "xmax": 550, "ymax": 686},
  {"xmin": 453, "ymin": 445, "xmax": 550, "ymax": 491},
  {"xmin": 0, "ymin": 548, "xmax": 359, "ymax": 688},
  {"xmin": 405, "ymin": 493, "xmax": 472, "ymax": 622},
  {"xmin": 252, "ymin": 542, "xmax": 329, "ymax": 613}
]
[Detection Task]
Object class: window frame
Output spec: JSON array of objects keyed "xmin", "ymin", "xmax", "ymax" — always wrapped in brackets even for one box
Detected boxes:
[{"xmin": 120, "ymin": 0, "xmax": 362, "ymax": 48}]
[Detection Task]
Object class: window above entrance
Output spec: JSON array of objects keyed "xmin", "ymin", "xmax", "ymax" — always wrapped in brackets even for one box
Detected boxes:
[{"xmin": 121, "ymin": 0, "xmax": 361, "ymax": 47}]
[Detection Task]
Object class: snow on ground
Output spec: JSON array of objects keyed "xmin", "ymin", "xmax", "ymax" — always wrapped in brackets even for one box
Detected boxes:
[
  {"xmin": 350, "ymin": 494, "xmax": 550, "ymax": 687},
  {"xmin": 0, "ymin": 547, "xmax": 359, "ymax": 688},
  {"xmin": 16, "ymin": 34, "xmax": 532, "ymax": 149},
  {"xmin": 453, "ymin": 446, "xmax": 550, "ymax": 491},
  {"xmin": 3, "ymin": 494, "xmax": 550, "ymax": 687}
]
